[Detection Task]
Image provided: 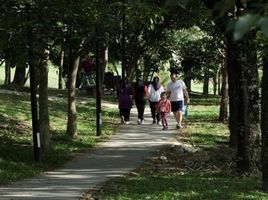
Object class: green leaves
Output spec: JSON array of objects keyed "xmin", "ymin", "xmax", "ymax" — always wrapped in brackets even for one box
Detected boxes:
[
  {"xmin": 257, "ymin": 17, "xmax": 268, "ymax": 37},
  {"xmin": 233, "ymin": 14, "xmax": 266, "ymax": 40}
]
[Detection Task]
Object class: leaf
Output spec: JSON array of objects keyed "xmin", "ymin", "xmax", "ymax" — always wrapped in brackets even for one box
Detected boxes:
[
  {"xmin": 257, "ymin": 17, "xmax": 268, "ymax": 37},
  {"xmin": 233, "ymin": 14, "xmax": 260, "ymax": 41}
]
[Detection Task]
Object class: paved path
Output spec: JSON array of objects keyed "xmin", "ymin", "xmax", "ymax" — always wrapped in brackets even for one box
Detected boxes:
[{"xmin": 0, "ymin": 107, "xmax": 179, "ymax": 200}]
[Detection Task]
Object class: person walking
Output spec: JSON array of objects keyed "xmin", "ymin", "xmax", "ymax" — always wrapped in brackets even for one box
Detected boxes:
[
  {"xmin": 166, "ymin": 73, "xmax": 189, "ymax": 129},
  {"xmin": 156, "ymin": 91, "xmax": 171, "ymax": 130},
  {"xmin": 148, "ymin": 76, "xmax": 164, "ymax": 124},
  {"xmin": 117, "ymin": 77, "xmax": 133, "ymax": 124},
  {"xmin": 133, "ymin": 76, "xmax": 148, "ymax": 125}
]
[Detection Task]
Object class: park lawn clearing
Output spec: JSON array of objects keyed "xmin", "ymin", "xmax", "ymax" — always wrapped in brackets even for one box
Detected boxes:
[
  {"xmin": 0, "ymin": 89, "xmax": 119, "ymax": 185},
  {"xmin": 83, "ymin": 95, "xmax": 268, "ymax": 200}
]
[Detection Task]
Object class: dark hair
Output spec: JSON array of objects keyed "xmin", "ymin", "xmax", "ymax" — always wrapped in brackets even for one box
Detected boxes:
[
  {"xmin": 152, "ymin": 76, "xmax": 160, "ymax": 90},
  {"xmin": 170, "ymin": 73, "xmax": 177, "ymax": 77},
  {"xmin": 169, "ymin": 66, "xmax": 180, "ymax": 75},
  {"xmin": 161, "ymin": 91, "xmax": 167, "ymax": 97},
  {"xmin": 120, "ymin": 77, "xmax": 129, "ymax": 89}
]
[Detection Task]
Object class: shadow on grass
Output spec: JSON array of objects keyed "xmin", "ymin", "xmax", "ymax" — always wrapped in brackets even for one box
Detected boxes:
[
  {"xmin": 92, "ymin": 142, "xmax": 265, "ymax": 200},
  {"xmin": 100, "ymin": 174, "xmax": 263, "ymax": 200}
]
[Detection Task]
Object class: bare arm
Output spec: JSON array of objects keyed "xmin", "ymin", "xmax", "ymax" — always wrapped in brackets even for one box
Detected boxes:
[{"xmin": 183, "ymin": 89, "xmax": 190, "ymax": 103}]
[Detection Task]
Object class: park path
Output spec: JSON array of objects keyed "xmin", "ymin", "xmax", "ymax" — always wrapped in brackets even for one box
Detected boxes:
[{"xmin": 0, "ymin": 95, "xmax": 179, "ymax": 200}]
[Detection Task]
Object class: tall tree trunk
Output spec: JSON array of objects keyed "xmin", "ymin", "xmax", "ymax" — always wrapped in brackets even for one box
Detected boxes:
[
  {"xmin": 4, "ymin": 58, "xmax": 11, "ymax": 85},
  {"xmin": 235, "ymin": 31, "xmax": 260, "ymax": 174},
  {"xmin": 202, "ymin": 0, "xmax": 261, "ymax": 175},
  {"xmin": 66, "ymin": 47, "xmax": 80, "ymax": 138},
  {"xmin": 12, "ymin": 64, "xmax": 27, "ymax": 88},
  {"xmin": 58, "ymin": 50, "xmax": 64, "ymax": 89},
  {"xmin": 219, "ymin": 54, "xmax": 228, "ymax": 122},
  {"xmin": 218, "ymin": 68, "xmax": 221, "ymax": 95},
  {"xmin": 203, "ymin": 75, "xmax": 209, "ymax": 95},
  {"xmin": 39, "ymin": 47, "xmax": 50, "ymax": 151},
  {"xmin": 226, "ymin": 36, "xmax": 240, "ymax": 147},
  {"xmin": 100, "ymin": 45, "xmax": 108, "ymax": 83},
  {"xmin": 261, "ymin": 44, "xmax": 268, "ymax": 192},
  {"xmin": 182, "ymin": 58, "xmax": 192, "ymax": 92},
  {"xmin": 184, "ymin": 78, "xmax": 191, "ymax": 92},
  {"xmin": 213, "ymin": 74, "xmax": 217, "ymax": 95}
]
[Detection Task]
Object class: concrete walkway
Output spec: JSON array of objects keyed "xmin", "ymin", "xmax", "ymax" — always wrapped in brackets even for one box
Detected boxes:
[{"xmin": 0, "ymin": 107, "xmax": 179, "ymax": 200}]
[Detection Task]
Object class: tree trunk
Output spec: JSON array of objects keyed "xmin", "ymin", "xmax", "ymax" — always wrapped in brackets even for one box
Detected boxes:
[
  {"xmin": 261, "ymin": 45, "xmax": 268, "ymax": 192},
  {"xmin": 4, "ymin": 58, "xmax": 11, "ymax": 85},
  {"xmin": 218, "ymin": 68, "xmax": 221, "ymax": 95},
  {"xmin": 203, "ymin": 75, "xmax": 209, "ymax": 95},
  {"xmin": 39, "ymin": 47, "xmax": 50, "ymax": 151},
  {"xmin": 58, "ymin": 50, "xmax": 64, "ymax": 89},
  {"xmin": 12, "ymin": 64, "xmax": 27, "ymax": 88},
  {"xmin": 235, "ymin": 32, "xmax": 260, "ymax": 174},
  {"xmin": 213, "ymin": 74, "xmax": 217, "ymax": 95},
  {"xmin": 66, "ymin": 47, "xmax": 80, "ymax": 139},
  {"xmin": 185, "ymin": 78, "xmax": 191, "ymax": 92},
  {"xmin": 219, "ymin": 54, "xmax": 228, "ymax": 122},
  {"xmin": 100, "ymin": 45, "xmax": 108, "ymax": 83},
  {"xmin": 226, "ymin": 36, "xmax": 240, "ymax": 147},
  {"xmin": 182, "ymin": 58, "xmax": 192, "ymax": 92},
  {"xmin": 202, "ymin": 0, "xmax": 261, "ymax": 175}
]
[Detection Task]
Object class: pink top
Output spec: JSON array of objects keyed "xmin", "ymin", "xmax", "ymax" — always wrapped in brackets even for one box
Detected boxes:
[{"xmin": 156, "ymin": 99, "xmax": 171, "ymax": 113}]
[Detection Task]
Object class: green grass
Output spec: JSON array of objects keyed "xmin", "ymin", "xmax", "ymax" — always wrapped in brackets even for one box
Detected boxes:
[
  {"xmin": 83, "ymin": 95, "xmax": 268, "ymax": 200},
  {"xmin": 92, "ymin": 175, "xmax": 267, "ymax": 200},
  {"xmin": 0, "ymin": 91, "xmax": 119, "ymax": 185}
]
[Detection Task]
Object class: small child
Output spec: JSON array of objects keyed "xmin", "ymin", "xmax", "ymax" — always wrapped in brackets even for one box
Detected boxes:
[{"xmin": 156, "ymin": 91, "xmax": 171, "ymax": 130}]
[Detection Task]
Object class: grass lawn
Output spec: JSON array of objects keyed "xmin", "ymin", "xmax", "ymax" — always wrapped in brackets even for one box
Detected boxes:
[
  {"xmin": 83, "ymin": 95, "xmax": 268, "ymax": 200},
  {"xmin": 0, "ymin": 89, "xmax": 119, "ymax": 185}
]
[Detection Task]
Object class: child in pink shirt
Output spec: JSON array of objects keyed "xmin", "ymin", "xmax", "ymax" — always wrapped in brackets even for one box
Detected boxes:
[{"xmin": 156, "ymin": 92, "xmax": 171, "ymax": 130}]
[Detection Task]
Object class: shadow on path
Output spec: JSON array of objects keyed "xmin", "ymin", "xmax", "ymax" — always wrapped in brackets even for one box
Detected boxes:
[{"xmin": 0, "ymin": 108, "xmax": 179, "ymax": 200}]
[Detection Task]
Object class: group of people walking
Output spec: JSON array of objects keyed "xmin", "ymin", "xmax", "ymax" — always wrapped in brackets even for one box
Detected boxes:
[{"xmin": 117, "ymin": 73, "xmax": 190, "ymax": 130}]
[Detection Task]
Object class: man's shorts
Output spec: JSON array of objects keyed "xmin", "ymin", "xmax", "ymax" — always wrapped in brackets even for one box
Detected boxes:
[{"xmin": 171, "ymin": 101, "xmax": 184, "ymax": 112}]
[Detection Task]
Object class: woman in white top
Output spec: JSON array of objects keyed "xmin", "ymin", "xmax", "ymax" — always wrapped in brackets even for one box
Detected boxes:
[{"xmin": 148, "ymin": 76, "xmax": 164, "ymax": 124}]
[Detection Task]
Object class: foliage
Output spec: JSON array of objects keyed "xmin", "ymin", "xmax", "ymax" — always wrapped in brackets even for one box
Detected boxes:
[{"xmin": 170, "ymin": 26, "xmax": 223, "ymax": 81}]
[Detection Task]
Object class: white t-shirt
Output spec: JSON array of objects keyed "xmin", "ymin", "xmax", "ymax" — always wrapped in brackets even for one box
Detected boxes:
[
  {"xmin": 148, "ymin": 84, "xmax": 164, "ymax": 102},
  {"xmin": 166, "ymin": 80, "xmax": 186, "ymax": 101}
]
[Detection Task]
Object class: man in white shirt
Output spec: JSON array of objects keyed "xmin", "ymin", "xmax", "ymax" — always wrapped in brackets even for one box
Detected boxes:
[{"xmin": 166, "ymin": 73, "xmax": 189, "ymax": 129}]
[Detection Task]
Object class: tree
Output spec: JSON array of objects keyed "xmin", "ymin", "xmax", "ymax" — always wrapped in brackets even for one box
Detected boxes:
[
  {"xmin": 261, "ymin": 39, "xmax": 268, "ymax": 192},
  {"xmin": 218, "ymin": 49, "xmax": 228, "ymax": 122},
  {"xmin": 202, "ymin": 0, "xmax": 261, "ymax": 174}
]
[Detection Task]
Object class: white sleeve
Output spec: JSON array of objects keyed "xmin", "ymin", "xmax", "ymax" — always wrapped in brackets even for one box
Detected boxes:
[
  {"xmin": 148, "ymin": 84, "xmax": 152, "ymax": 94},
  {"xmin": 166, "ymin": 83, "xmax": 170, "ymax": 92}
]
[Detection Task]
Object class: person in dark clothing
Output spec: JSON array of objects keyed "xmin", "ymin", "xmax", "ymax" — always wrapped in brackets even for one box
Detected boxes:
[
  {"xmin": 117, "ymin": 77, "xmax": 133, "ymax": 124},
  {"xmin": 133, "ymin": 77, "xmax": 148, "ymax": 125}
]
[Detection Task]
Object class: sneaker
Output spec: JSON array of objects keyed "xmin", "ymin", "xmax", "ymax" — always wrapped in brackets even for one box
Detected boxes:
[
  {"xmin": 141, "ymin": 120, "xmax": 144, "ymax": 124},
  {"xmin": 162, "ymin": 126, "xmax": 168, "ymax": 130},
  {"xmin": 121, "ymin": 116, "xmax": 125, "ymax": 124},
  {"xmin": 176, "ymin": 124, "xmax": 183, "ymax": 129},
  {"xmin": 152, "ymin": 119, "xmax": 156, "ymax": 124},
  {"xmin": 137, "ymin": 119, "xmax": 141, "ymax": 125},
  {"xmin": 157, "ymin": 121, "xmax": 160, "ymax": 125},
  {"xmin": 125, "ymin": 121, "xmax": 130, "ymax": 124}
]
